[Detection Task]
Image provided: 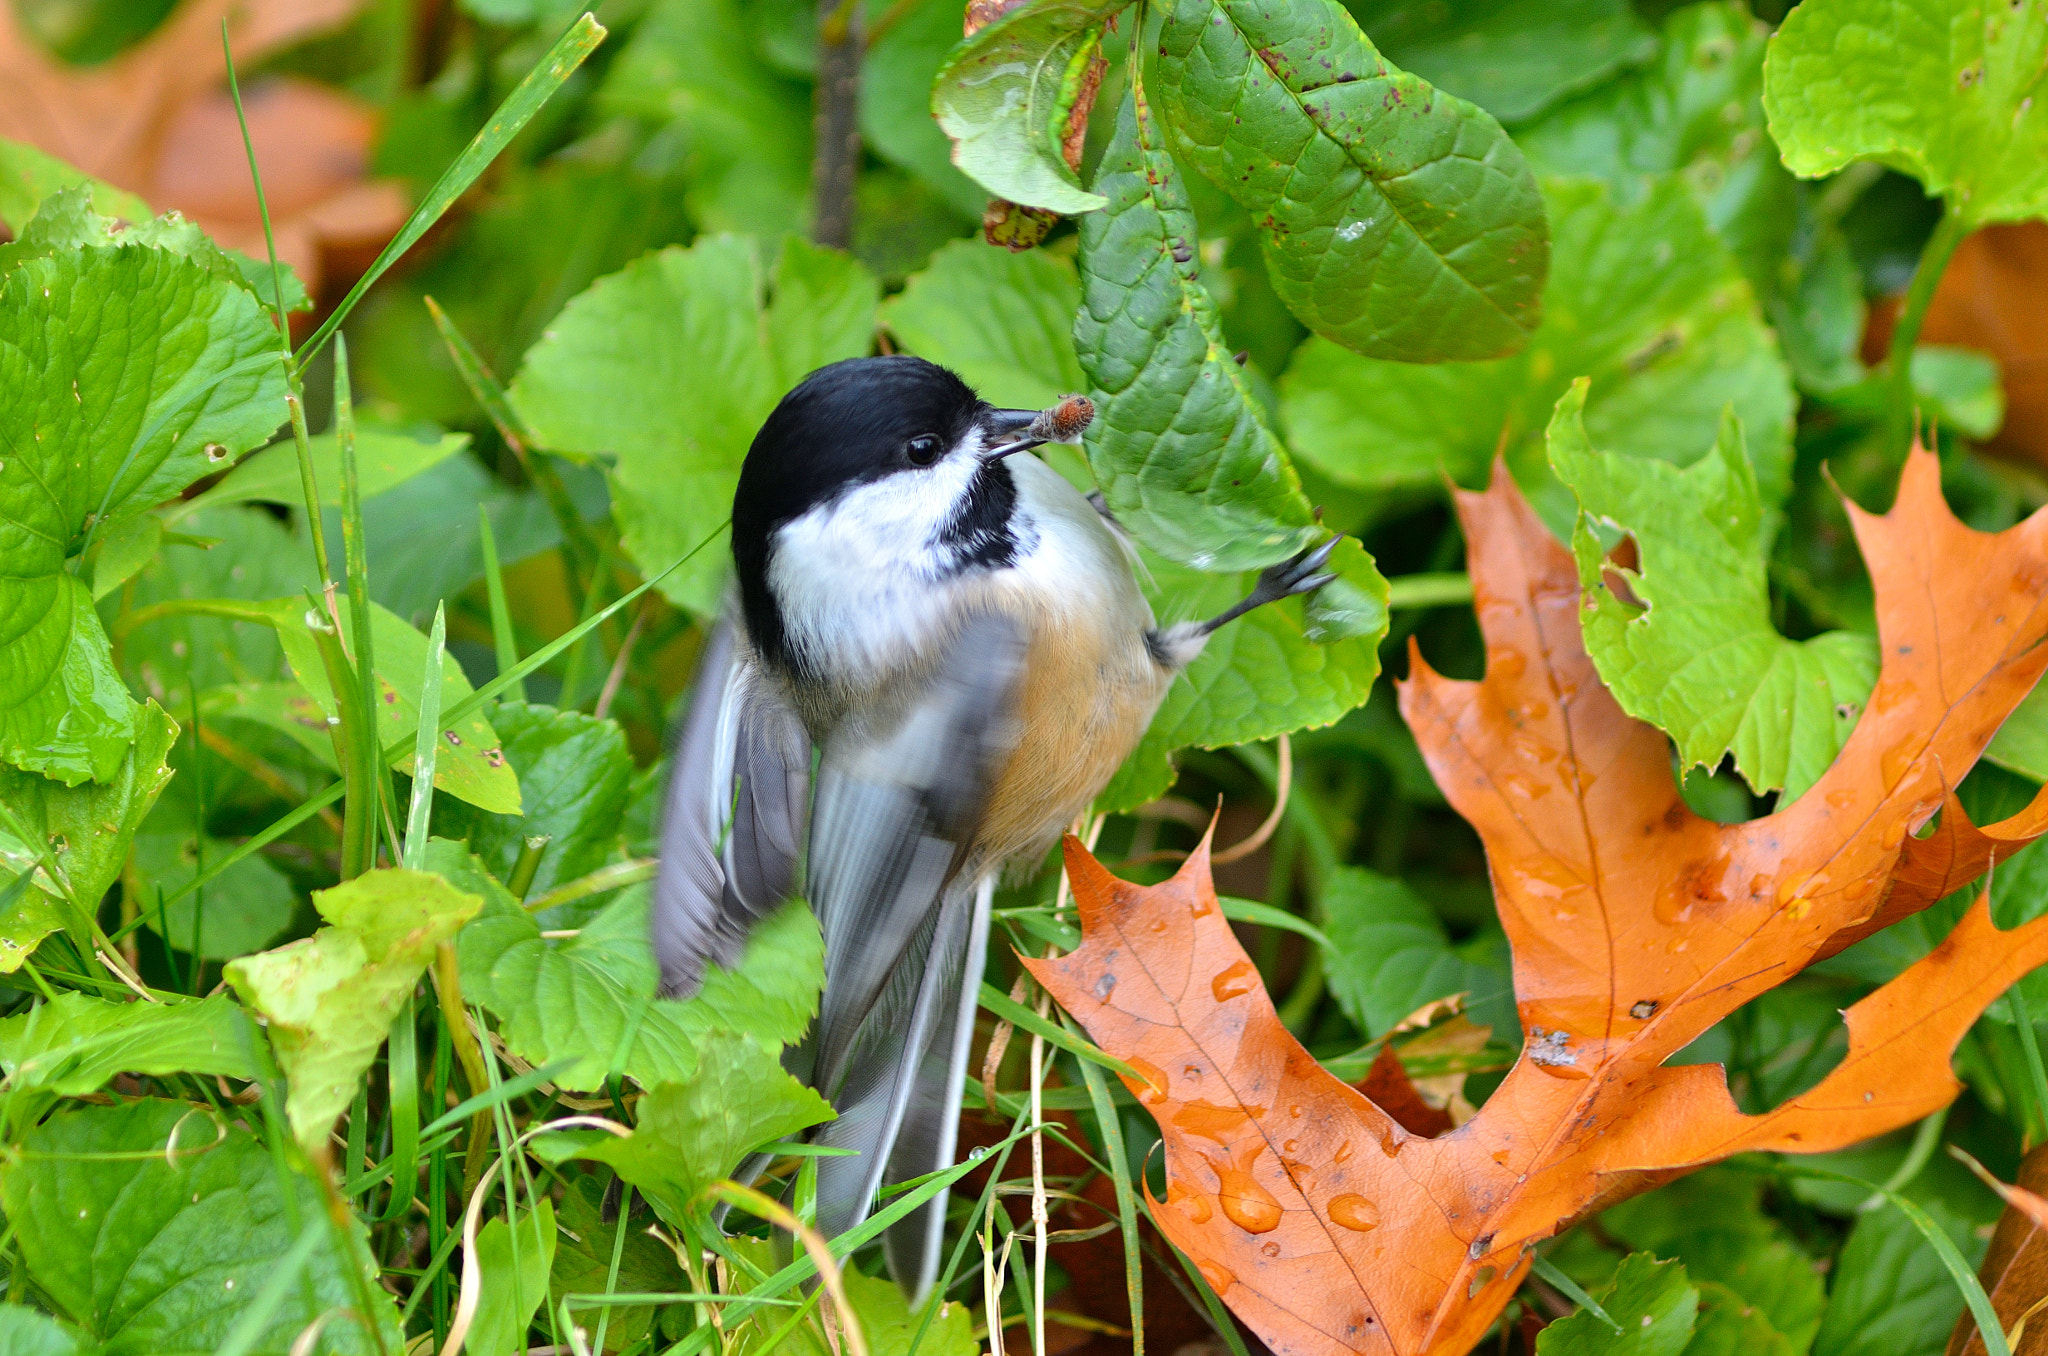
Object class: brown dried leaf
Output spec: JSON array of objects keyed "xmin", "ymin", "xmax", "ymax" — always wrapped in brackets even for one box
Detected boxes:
[
  {"xmin": 0, "ymin": 0, "xmax": 406, "ymax": 292},
  {"xmin": 1034, "ymin": 448, "xmax": 2048, "ymax": 1355},
  {"xmin": 1950, "ymin": 1145, "xmax": 2048, "ymax": 1356}
]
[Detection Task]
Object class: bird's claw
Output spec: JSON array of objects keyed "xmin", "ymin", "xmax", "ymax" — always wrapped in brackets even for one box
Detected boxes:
[{"xmin": 1253, "ymin": 536, "xmax": 1342, "ymax": 604}]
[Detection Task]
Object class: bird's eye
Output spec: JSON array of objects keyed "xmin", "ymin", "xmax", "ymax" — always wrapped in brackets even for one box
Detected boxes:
[{"xmin": 905, "ymin": 434, "xmax": 943, "ymax": 466}]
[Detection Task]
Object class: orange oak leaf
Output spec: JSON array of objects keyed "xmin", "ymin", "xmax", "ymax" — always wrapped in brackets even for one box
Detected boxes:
[
  {"xmin": 1950, "ymin": 1144, "xmax": 2048, "ymax": 1356},
  {"xmin": 0, "ymin": 0, "xmax": 407, "ymax": 295},
  {"xmin": 1032, "ymin": 448, "xmax": 2048, "ymax": 1356}
]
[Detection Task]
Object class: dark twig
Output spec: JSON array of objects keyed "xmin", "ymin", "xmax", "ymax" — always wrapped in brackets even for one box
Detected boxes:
[{"xmin": 812, "ymin": 0, "xmax": 863, "ymax": 248}]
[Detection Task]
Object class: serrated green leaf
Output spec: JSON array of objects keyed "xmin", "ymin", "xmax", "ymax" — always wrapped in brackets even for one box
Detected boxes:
[
  {"xmin": 468, "ymin": 1197, "xmax": 555, "ymax": 1356},
  {"xmin": 1347, "ymin": 0, "xmax": 1656, "ymax": 124},
  {"xmin": 0, "ymin": 1305, "xmax": 81, "ymax": 1356},
  {"xmin": 178, "ymin": 427, "xmax": 470, "ymax": 517},
  {"xmin": 226, "ymin": 868, "xmax": 481, "ymax": 1152},
  {"xmin": 534, "ymin": 1029, "xmax": 833, "ymax": 1222},
  {"xmin": 1281, "ymin": 175, "xmax": 1795, "ymax": 523},
  {"xmin": 1684, "ymin": 1282, "xmax": 1796, "ymax": 1356},
  {"xmin": 183, "ymin": 598, "xmax": 519, "ymax": 814},
  {"xmin": 882, "ymin": 239, "xmax": 1086, "ymax": 410},
  {"xmin": 862, "ymin": 0, "xmax": 991, "ymax": 218},
  {"xmin": 0, "ymin": 702, "xmax": 177, "ymax": 971},
  {"xmin": 1095, "ymin": 535, "xmax": 1386, "ymax": 810},
  {"xmin": 1538, "ymin": 1253, "xmax": 1699, "ymax": 1356},
  {"xmin": 931, "ymin": 0, "xmax": 1121, "ymax": 214},
  {"xmin": 1073, "ymin": 79, "xmax": 1316, "ymax": 571},
  {"xmin": 1811, "ymin": 1196, "xmax": 1982, "ymax": 1356},
  {"xmin": 0, "ymin": 1098, "xmax": 400, "ymax": 1355},
  {"xmin": 0, "ymin": 992, "xmax": 258, "ymax": 1101},
  {"xmin": 0, "ymin": 137, "xmax": 151, "ymax": 233},
  {"xmin": 1763, "ymin": 0, "xmax": 2048, "ymax": 228},
  {"xmin": 434, "ymin": 702, "xmax": 633, "ymax": 908},
  {"xmin": 1548, "ymin": 380, "xmax": 1876, "ymax": 799},
  {"xmin": 512, "ymin": 235, "xmax": 878, "ymax": 617},
  {"xmin": 1319, "ymin": 867, "xmax": 1514, "ymax": 1039},
  {"xmin": 0, "ymin": 242, "xmax": 285, "ymax": 783},
  {"xmin": 450, "ymin": 840, "xmax": 823, "ymax": 1091},
  {"xmin": 1150, "ymin": 0, "xmax": 1547, "ymax": 361}
]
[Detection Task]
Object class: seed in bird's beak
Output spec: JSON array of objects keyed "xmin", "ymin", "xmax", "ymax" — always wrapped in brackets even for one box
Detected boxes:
[{"xmin": 1029, "ymin": 394, "xmax": 1095, "ymax": 444}]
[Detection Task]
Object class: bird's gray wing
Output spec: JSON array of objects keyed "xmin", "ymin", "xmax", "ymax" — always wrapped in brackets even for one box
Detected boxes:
[
  {"xmin": 794, "ymin": 611, "xmax": 1027, "ymax": 1297},
  {"xmin": 651, "ymin": 615, "xmax": 813, "ymax": 998}
]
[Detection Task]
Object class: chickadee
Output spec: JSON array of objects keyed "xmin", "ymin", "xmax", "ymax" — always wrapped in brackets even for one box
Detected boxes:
[{"xmin": 653, "ymin": 355, "xmax": 1336, "ymax": 1300}]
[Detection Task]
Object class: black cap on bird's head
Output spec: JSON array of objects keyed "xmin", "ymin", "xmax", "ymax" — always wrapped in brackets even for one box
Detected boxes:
[{"xmin": 730, "ymin": 355, "xmax": 1065, "ymax": 674}]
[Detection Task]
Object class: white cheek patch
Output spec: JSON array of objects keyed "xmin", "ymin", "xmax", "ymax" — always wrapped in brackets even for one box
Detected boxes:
[{"xmin": 768, "ymin": 432, "xmax": 988, "ymax": 679}]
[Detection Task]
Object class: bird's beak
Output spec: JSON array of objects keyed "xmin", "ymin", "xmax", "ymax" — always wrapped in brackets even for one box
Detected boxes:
[{"xmin": 980, "ymin": 408, "xmax": 1044, "ymax": 462}]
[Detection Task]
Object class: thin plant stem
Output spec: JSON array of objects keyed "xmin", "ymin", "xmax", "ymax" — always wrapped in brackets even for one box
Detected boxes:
[{"xmin": 1885, "ymin": 202, "xmax": 1970, "ymax": 459}]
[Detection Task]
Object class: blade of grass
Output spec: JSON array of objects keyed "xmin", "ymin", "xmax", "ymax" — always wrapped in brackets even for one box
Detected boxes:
[
  {"xmin": 334, "ymin": 332, "xmax": 386, "ymax": 852},
  {"xmin": 404, "ymin": 603, "xmax": 447, "ymax": 870},
  {"xmin": 1530, "ymin": 1253, "xmax": 1620, "ymax": 1332},
  {"xmin": 477, "ymin": 509, "xmax": 524, "ymax": 703},
  {"xmin": 128, "ymin": 522, "xmax": 724, "ymax": 919},
  {"xmin": 2008, "ymin": 983, "xmax": 2048, "ymax": 1147},
  {"xmin": 298, "ymin": 14, "xmax": 608, "ymax": 365},
  {"xmin": 221, "ymin": 21, "xmax": 330, "ymax": 588},
  {"xmin": 420, "ymin": 1059, "xmax": 577, "ymax": 1141},
  {"xmin": 979, "ymin": 982, "xmax": 1142, "ymax": 1082},
  {"xmin": 1066, "ymin": 1019, "xmax": 1144, "ymax": 1356},
  {"xmin": 307, "ymin": 594, "xmax": 381, "ymax": 880}
]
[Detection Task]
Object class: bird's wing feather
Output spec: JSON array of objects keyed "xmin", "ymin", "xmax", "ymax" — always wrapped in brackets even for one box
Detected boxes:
[{"xmin": 651, "ymin": 616, "xmax": 813, "ymax": 997}]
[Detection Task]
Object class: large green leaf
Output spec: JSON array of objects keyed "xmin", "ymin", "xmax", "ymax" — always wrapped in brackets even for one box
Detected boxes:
[
  {"xmin": 0, "ymin": 702, "xmax": 178, "ymax": 971},
  {"xmin": 434, "ymin": 702, "xmax": 634, "ymax": 907},
  {"xmin": 1095, "ymin": 532, "xmax": 1387, "ymax": 810},
  {"xmin": 1280, "ymin": 175, "xmax": 1795, "ymax": 524},
  {"xmin": 0, "ymin": 137, "xmax": 150, "ymax": 231},
  {"xmin": 1537, "ymin": 1253, "xmax": 1698, "ymax": 1356},
  {"xmin": 512, "ymin": 235, "xmax": 878, "ymax": 617},
  {"xmin": 1346, "ymin": 0, "xmax": 1655, "ymax": 124},
  {"xmin": 0, "ymin": 1098, "xmax": 400, "ymax": 1355},
  {"xmin": 862, "ymin": 0, "xmax": 989, "ymax": 219},
  {"xmin": 550, "ymin": 1175, "xmax": 689, "ymax": 1352},
  {"xmin": 0, "ymin": 240, "xmax": 285, "ymax": 782},
  {"xmin": 451, "ymin": 842, "xmax": 823, "ymax": 1091},
  {"xmin": 1685, "ymin": 1283, "xmax": 1796, "ymax": 1356},
  {"xmin": 882, "ymin": 240, "xmax": 1087, "ymax": 410},
  {"xmin": 1811, "ymin": 1197, "xmax": 1982, "ymax": 1356},
  {"xmin": 468, "ymin": 1197, "xmax": 556, "ymax": 1356},
  {"xmin": 534, "ymin": 1029, "xmax": 833, "ymax": 1224},
  {"xmin": 178, "ymin": 427, "xmax": 470, "ymax": 517},
  {"xmin": 0, "ymin": 1306, "xmax": 81, "ymax": 1356},
  {"xmin": 1150, "ymin": 0, "xmax": 1547, "ymax": 361},
  {"xmin": 184, "ymin": 597, "xmax": 520, "ymax": 814},
  {"xmin": 930, "ymin": 0, "xmax": 1123, "ymax": 215},
  {"xmin": 225, "ymin": 868, "xmax": 481, "ymax": 1152},
  {"xmin": 1764, "ymin": 0, "xmax": 2048, "ymax": 227},
  {"xmin": 1515, "ymin": 3, "xmax": 1794, "ymax": 302},
  {"xmin": 0, "ymin": 992, "xmax": 258, "ymax": 1101},
  {"xmin": 601, "ymin": 0, "xmax": 813, "ymax": 234},
  {"xmin": 1318, "ymin": 867, "xmax": 1514, "ymax": 1039},
  {"xmin": 1548, "ymin": 383, "xmax": 1876, "ymax": 799},
  {"xmin": 1074, "ymin": 80, "xmax": 1317, "ymax": 572}
]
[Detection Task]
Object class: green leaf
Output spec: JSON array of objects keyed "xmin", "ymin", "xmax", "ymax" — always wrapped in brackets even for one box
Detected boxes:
[
  {"xmin": 186, "ymin": 597, "xmax": 520, "ymax": 814},
  {"xmin": 129, "ymin": 825, "xmax": 296, "ymax": 962},
  {"xmin": 1318, "ymin": 867, "xmax": 1514, "ymax": 1039},
  {"xmin": 882, "ymin": 240, "xmax": 1087, "ymax": 410},
  {"xmin": 1548, "ymin": 381, "xmax": 1877, "ymax": 798},
  {"xmin": 0, "ymin": 242, "xmax": 286, "ymax": 783},
  {"xmin": 1281, "ymin": 175, "xmax": 1795, "ymax": 522},
  {"xmin": 434, "ymin": 702, "xmax": 634, "ymax": 908},
  {"xmin": 468, "ymin": 1197, "xmax": 556, "ymax": 1356},
  {"xmin": 1763, "ymin": 0, "xmax": 2048, "ymax": 228},
  {"xmin": 85, "ymin": 511, "xmax": 162, "ymax": 603},
  {"xmin": 512, "ymin": 235, "xmax": 878, "ymax": 616},
  {"xmin": 0, "ymin": 992, "xmax": 258, "ymax": 1099},
  {"xmin": 1346, "ymin": 0, "xmax": 1656, "ymax": 124},
  {"xmin": 1095, "ymin": 533, "xmax": 1386, "ymax": 810},
  {"xmin": 835, "ymin": 1265, "xmax": 980, "ymax": 1356},
  {"xmin": 930, "ymin": 0, "xmax": 1122, "ymax": 215},
  {"xmin": 601, "ymin": 0, "xmax": 813, "ymax": 234},
  {"xmin": 1989, "ymin": 682, "xmax": 2048, "ymax": 783},
  {"xmin": 178, "ymin": 427, "xmax": 470, "ymax": 517},
  {"xmin": 450, "ymin": 842, "xmax": 824, "ymax": 1091},
  {"xmin": 0, "ymin": 1098, "xmax": 400, "ymax": 1355},
  {"xmin": 0, "ymin": 137, "xmax": 151, "ymax": 232},
  {"xmin": 1073, "ymin": 80, "xmax": 1317, "ymax": 572},
  {"xmin": 1811, "ymin": 1196, "xmax": 1983, "ymax": 1356},
  {"xmin": 1538, "ymin": 1253, "xmax": 1699, "ymax": 1356},
  {"xmin": 225, "ymin": 867, "xmax": 482, "ymax": 1152},
  {"xmin": 534, "ymin": 1029, "xmax": 833, "ymax": 1222},
  {"xmin": 0, "ymin": 1305, "xmax": 82, "ymax": 1356},
  {"xmin": 1684, "ymin": 1282, "xmax": 1796, "ymax": 1356},
  {"xmin": 861, "ymin": 0, "xmax": 991, "ymax": 218},
  {"xmin": 1150, "ymin": 0, "xmax": 1548, "ymax": 361},
  {"xmin": 550, "ymin": 1175, "xmax": 689, "ymax": 1352},
  {"xmin": 0, "ymin": 702, "xmax": 178, "ymax": 971}
]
